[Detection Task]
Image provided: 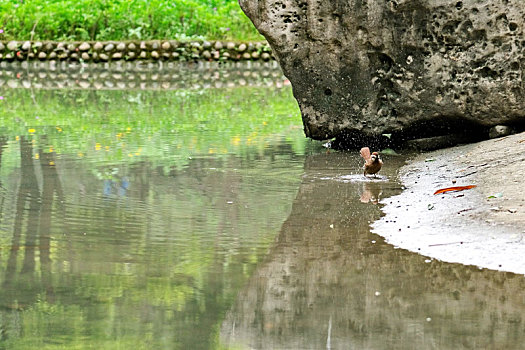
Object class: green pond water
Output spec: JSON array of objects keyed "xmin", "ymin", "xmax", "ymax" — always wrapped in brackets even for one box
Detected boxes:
[{"xmin": 0, "ymin": 63, "xmax": 524, "ymax": 350}]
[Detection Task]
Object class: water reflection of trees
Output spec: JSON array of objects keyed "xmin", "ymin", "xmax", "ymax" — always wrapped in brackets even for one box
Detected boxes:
[
  {"xmin": 0, "ymin": 137, "xmax": 303, "ymax": 348},
  {"xmin": 221, "ymin": 152, "xmax": 525, "ymax": 350},
  {"xmin": 2, "ymin": 138, "xmax": 63, "ymax": 309}
]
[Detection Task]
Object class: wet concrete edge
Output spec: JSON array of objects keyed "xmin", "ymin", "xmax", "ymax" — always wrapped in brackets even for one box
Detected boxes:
[{"xmin": 372, "ymin": 131, "xmax": 525, "ymax": 275}]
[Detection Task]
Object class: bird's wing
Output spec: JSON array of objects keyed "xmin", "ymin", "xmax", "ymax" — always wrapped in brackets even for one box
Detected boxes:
[{"xmin": 360, "ymin": 147, "xmax": 371, "ymax": 161}]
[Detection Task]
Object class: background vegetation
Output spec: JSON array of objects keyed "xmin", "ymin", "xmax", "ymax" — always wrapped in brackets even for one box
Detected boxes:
[{"xmin": 0, "ymin": 0, "xmax": 262, "ymax": 41}]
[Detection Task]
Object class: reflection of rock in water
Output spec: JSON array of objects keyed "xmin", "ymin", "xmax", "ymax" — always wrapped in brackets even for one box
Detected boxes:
[{"xmin": 221, "ymin": 152, "xmax": 525, "ymax": 349}]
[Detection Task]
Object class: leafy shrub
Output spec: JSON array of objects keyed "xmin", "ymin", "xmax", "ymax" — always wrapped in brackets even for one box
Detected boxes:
[{"xmin": 0, "ymin": 0, "xmax": 262, "ymax": 41}]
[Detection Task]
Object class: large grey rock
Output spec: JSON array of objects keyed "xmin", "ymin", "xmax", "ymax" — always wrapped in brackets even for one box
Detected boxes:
[{"xmin": 240, "ymin": 0, "xmax": 525, "ymax": 144}]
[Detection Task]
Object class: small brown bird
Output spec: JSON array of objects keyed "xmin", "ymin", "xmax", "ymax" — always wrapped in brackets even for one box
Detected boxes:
[{"xmin": 360, "ymin": 147, "xmax": 383, "ymax": 177}]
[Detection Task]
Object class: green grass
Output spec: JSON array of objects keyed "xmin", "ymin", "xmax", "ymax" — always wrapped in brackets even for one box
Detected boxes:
[{"xmin": 0, "ymin": 0, "xmax": 263, "ymax": 41}]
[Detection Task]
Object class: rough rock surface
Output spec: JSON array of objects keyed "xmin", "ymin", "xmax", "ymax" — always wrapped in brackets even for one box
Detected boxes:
[{"xmin": 240, "ymin": 0, "xmax": 525, "ymax": 144}]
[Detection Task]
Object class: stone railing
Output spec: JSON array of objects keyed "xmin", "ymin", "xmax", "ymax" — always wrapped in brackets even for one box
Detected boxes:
[{"xmin": 0, "ymin": 40, "xmax": 274, "ymax": 62}]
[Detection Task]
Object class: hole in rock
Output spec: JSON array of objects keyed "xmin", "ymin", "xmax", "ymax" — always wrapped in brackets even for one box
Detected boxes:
[
  {"xmin": 479, "ymin": 66, "xmax": 499, "ymax": 78},
  {"xmin": 376, "ymin": 53, "xmax": 394, "ymax": 71}
]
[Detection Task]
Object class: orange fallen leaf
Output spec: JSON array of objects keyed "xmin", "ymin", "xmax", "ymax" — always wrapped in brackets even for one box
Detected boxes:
[{"xmin": 434, "ymin": 185, "xmax": 477, "ymax": 195}]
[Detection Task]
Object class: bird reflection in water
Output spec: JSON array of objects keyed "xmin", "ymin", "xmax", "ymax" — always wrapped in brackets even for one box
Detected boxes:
[{"xmin": 359, "ymin": 181, "xmax": 383, "ymax": 204}]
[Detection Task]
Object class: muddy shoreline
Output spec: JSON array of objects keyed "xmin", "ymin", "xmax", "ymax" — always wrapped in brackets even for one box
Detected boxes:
[{"xmin": 372, "ymin": 131, "xmax": 525, "ymax": 275}]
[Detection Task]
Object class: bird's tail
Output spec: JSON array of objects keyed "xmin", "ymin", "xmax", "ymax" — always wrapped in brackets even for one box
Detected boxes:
[{"xmin": 360, "ymin": 147, "xmax": 371, "ymax": 161}]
